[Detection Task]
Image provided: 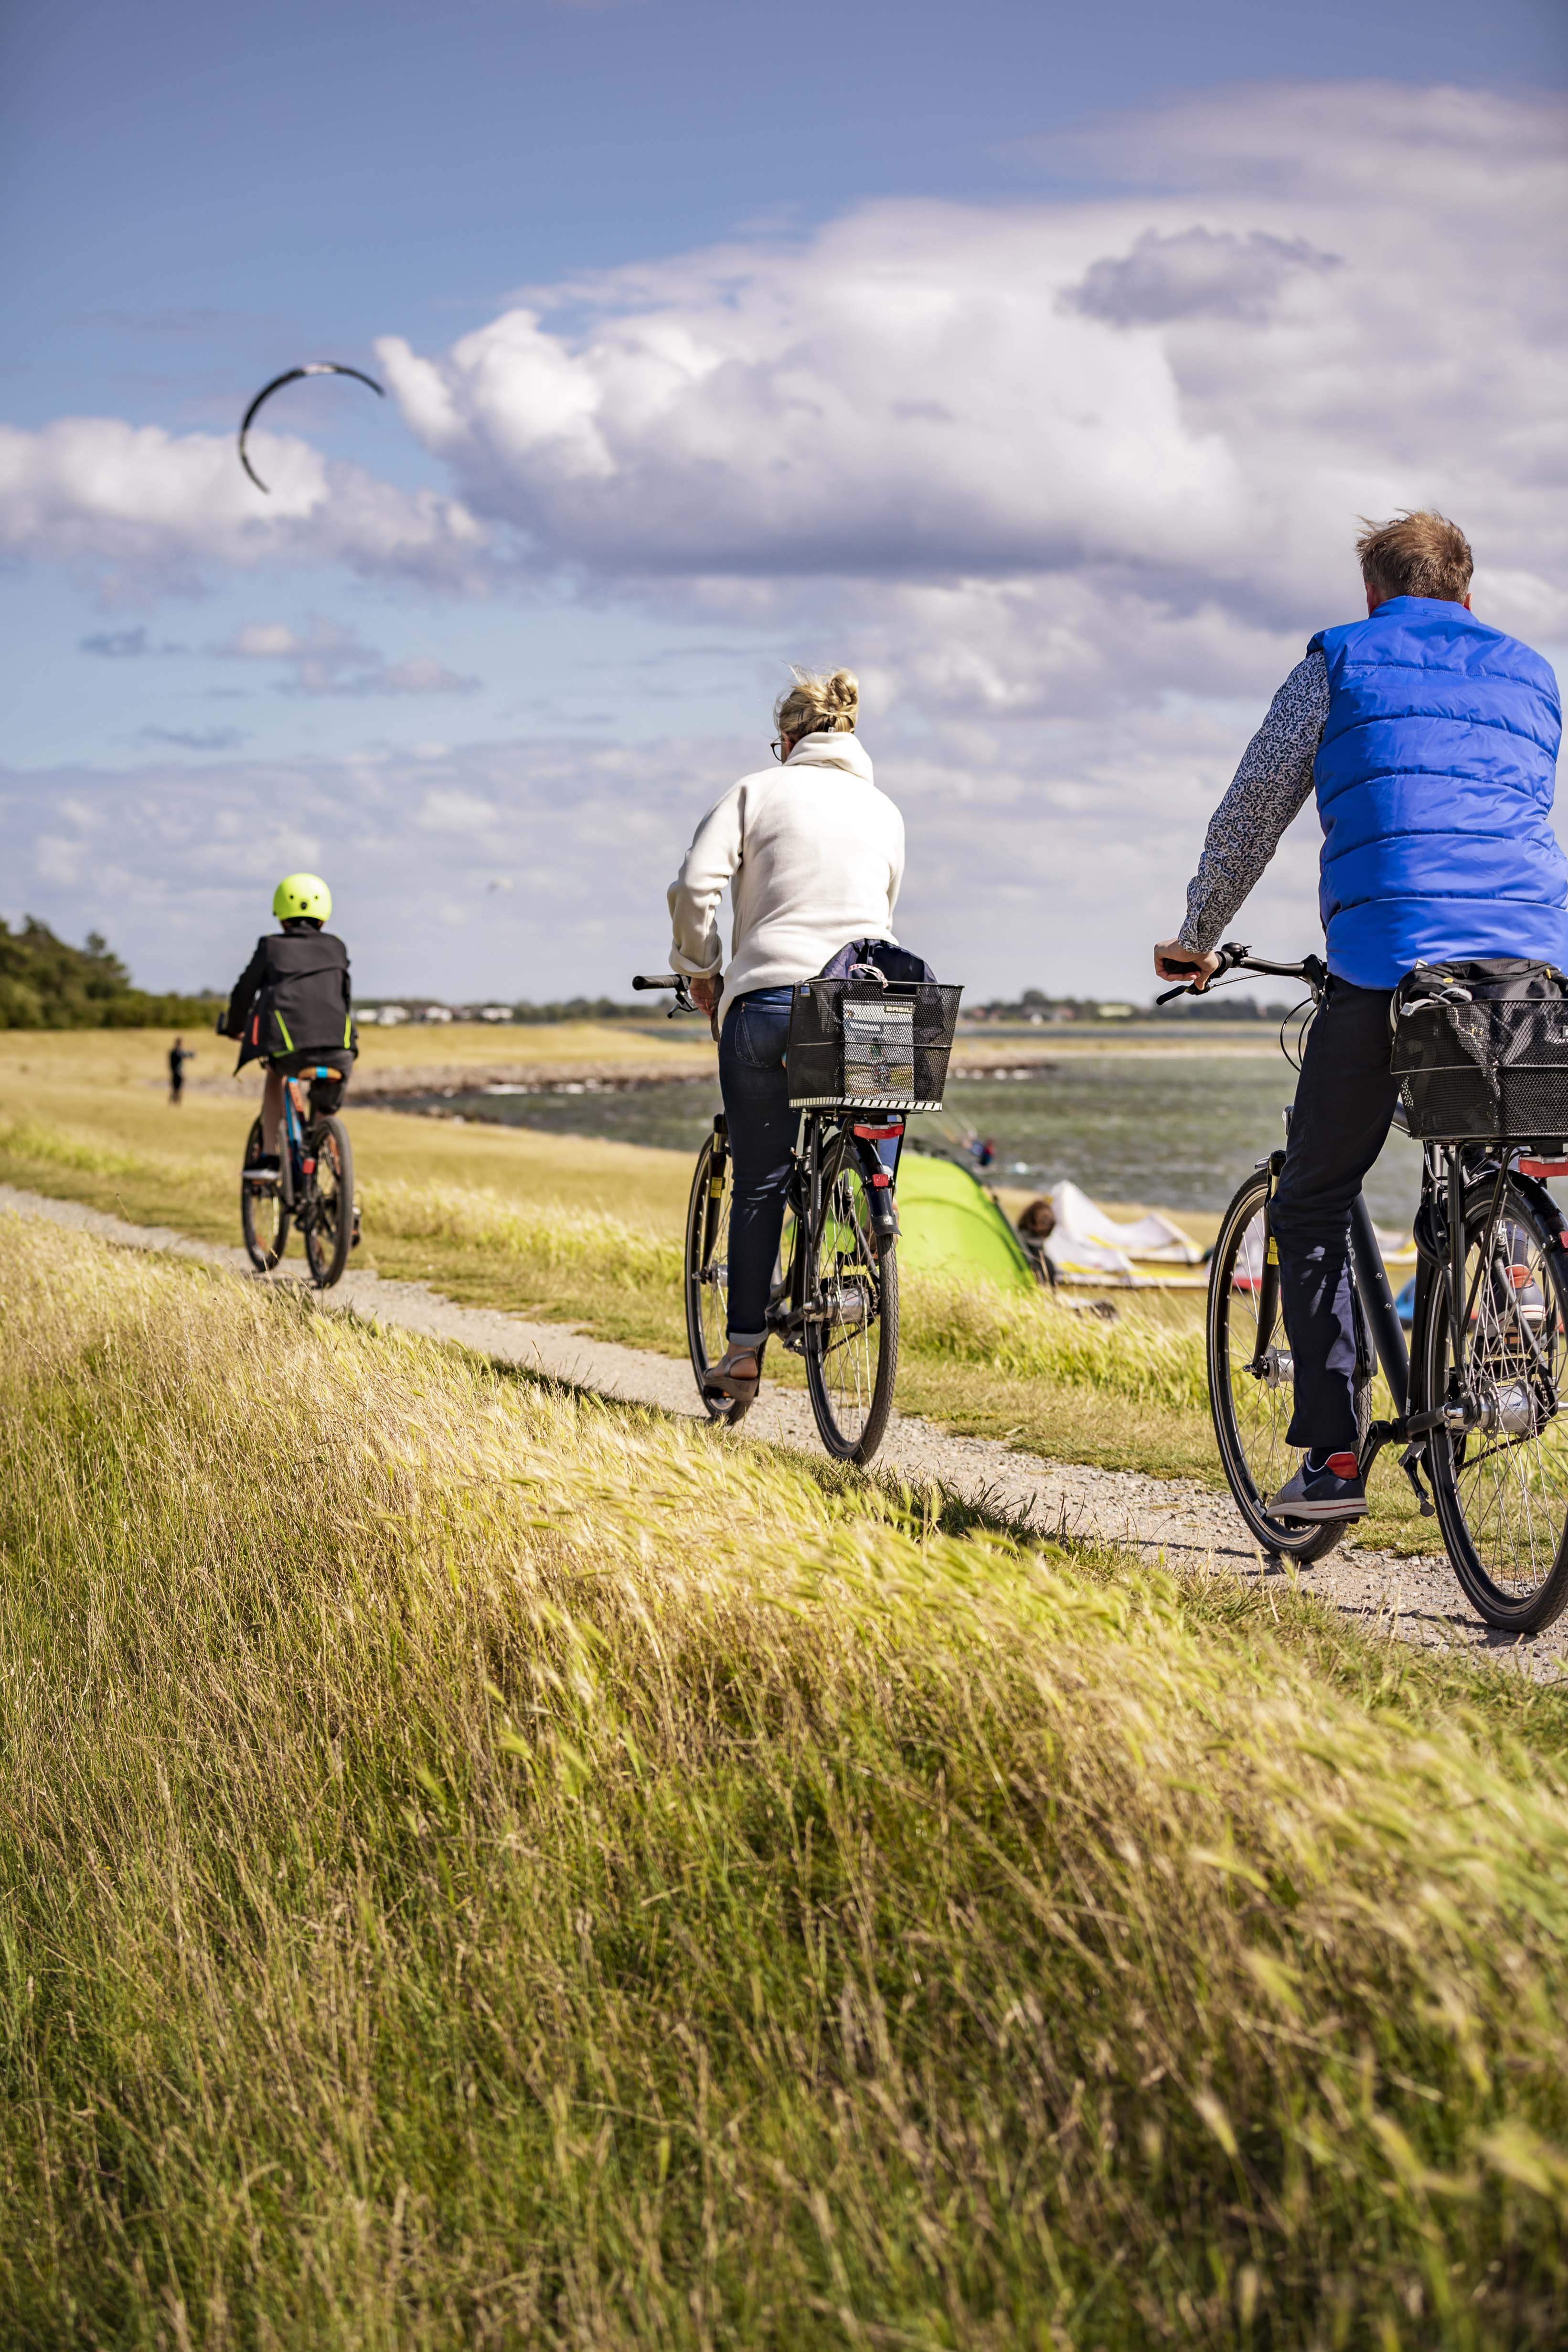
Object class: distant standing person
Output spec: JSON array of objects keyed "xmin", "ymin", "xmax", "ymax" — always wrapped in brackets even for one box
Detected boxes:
[{"xmin": 167, "ymin": 1036, "xmax": 194, "ymax": 1105}]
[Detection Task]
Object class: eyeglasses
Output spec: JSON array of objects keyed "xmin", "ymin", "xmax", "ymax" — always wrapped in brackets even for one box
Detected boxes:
[{"xmin": 769, "ymin": 737, "xmax": 785, "ymax": 761}]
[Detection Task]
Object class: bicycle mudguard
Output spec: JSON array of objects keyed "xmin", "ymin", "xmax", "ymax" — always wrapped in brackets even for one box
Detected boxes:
[
  {"xmin": 1248, "ymin": 1149, "xmax": 1286, "ymax": 1375},
  {"xmin": 848, "ymin": 1129, "xmax": 899, "ymax": 1236}
]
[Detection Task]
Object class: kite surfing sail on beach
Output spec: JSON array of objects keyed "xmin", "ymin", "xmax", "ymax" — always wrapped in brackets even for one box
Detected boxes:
[{"xmin": 237, "ymin": 362, "xmax": 385, "ymax": 492}]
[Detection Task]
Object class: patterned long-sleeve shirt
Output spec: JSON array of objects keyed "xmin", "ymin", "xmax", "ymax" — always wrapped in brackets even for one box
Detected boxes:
[{"xmin": 1178, "ymin": 650, "xmax": 1330, "ymax": 955}]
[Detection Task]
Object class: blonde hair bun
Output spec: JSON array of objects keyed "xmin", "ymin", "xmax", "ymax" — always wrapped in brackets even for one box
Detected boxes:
[{"xmin": 775, "ymin": 665, "xmax": 859, "ymax": 741}]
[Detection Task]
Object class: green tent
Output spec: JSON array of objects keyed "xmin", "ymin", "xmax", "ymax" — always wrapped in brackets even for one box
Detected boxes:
[{"xmin": 894, "ymin": 1150, "xmax": 1035, "ymax": 1292}]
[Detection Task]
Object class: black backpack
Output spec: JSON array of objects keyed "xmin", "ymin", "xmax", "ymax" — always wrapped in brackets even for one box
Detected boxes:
[
  {"xmin": 243, "ymin": 932, "xmax": 354, "ymax": 1063},
  {"xmin": 817, "ymin": 937, "xmax": 938, "ymax": 985}
]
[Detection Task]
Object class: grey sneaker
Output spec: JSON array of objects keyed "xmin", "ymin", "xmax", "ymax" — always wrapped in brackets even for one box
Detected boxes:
[{"xmin": 1266, "ymin": 1452, "xmax": 1367, "ymax": 1522}]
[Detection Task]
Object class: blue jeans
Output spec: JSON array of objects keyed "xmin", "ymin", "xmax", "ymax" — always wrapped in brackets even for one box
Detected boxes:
[
  {"xmin": 717, "ymin": 987, "xmax": 797, "ymax": 1345},
  {"xmin": 1269, "ymin": 975, "xmax": 1399, "ymax": 1453}
]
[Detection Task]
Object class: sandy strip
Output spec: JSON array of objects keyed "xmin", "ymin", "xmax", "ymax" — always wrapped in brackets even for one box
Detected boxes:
[{"xmin": 3, "ymin": 1180, "xmax": 1560, "ymax": 1678}]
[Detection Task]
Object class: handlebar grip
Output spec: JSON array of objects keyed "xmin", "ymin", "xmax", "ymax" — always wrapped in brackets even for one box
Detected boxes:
[{"xmin": 631, "ymin": 974, "xmax": 680, "ymax": 991}]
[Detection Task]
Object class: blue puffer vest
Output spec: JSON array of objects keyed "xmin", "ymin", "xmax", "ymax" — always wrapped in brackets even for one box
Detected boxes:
[{"xmin": 1310, "ymin": 597, "xmax": 1566, "ymax": 990}]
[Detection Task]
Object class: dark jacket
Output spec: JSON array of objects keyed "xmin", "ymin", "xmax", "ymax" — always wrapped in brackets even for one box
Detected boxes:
[{"xmin": 223, "ymin": 925, "xmax": 355, "ymax": 1069}]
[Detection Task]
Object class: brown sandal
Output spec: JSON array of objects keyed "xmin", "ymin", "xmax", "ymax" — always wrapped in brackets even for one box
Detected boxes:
[{"xmin": 702, "ymin": 1344, "xmax": 761, "ymax": 1403}]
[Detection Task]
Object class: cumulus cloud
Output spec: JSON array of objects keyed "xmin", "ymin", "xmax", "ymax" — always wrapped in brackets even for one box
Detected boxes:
[
  {"xmin": 371, "ymin": 81, "xmax": 1565, "ymax": 669},
  {"xmin": 212, "ymin": 616, "xmax": 482, "ymax": 696},
  {"xmin": 0, "ymin": 418, "xmax": 491, "ymax": 595},
  {"xmin": 1061, "ymin": 227, "xmax": 1342, "ymax": 327}
]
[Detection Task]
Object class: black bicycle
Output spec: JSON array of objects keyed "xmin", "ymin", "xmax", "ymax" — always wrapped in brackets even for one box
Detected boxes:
[
  {"xmin": 240, "ymin": 1060, "xmax": 357, "ymax": 1289},
  {"xmin": 632, "ymin": 973, "xmax": 925, "ymax": 1463},
  {"xmin": 1168, "ymin": 944, "xmax": 1568, "ymax": 1635}
]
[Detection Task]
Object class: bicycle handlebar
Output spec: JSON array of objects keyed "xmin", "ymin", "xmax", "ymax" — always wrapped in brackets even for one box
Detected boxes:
[
  {"xmin": 631, "ymin": 972, "xmax": 700, "ymax": 1016},
  {"xmin": 1156, "ymin": 940, "xmax": 1326, "ymax": 1005}
]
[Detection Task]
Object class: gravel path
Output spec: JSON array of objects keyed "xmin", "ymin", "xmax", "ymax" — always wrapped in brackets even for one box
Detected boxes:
[{"xmin": 5, "ymin": 1180, "xmax": 1561, "ymax": 1679}]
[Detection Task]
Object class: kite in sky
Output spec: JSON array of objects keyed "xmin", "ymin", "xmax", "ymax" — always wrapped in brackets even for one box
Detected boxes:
[{"xmin": 237, "ymin": 362, "xmax": 385, "ymax": 493}]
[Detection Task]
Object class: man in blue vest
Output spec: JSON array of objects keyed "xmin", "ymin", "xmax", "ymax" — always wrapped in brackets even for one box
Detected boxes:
[{"xmin": 1153, "ymin": 511, "xmax": 1566, "ymax": 1520}]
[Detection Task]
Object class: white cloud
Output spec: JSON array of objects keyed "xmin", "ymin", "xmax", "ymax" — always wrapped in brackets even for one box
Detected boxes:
[
  {"xmin": 0, "ymin": 418, "xmax": 490, "ymax": 595},
  {"xmin": 212, "ymin": 615, "xmax": 482, "ymax": 696},
  {"xmin": 371, "ymin": 81, "xmax": 1565, "ymax": 669}
]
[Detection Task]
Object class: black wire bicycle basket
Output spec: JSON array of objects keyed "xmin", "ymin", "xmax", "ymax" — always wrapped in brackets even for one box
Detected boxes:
[
  {"xmin": 1391, "ymin": 962, "xmax": 1568, "ymax": 1146},
  {"xmin": 786, "ymin": 978, "xmax": 963, "ymax": 1113}
]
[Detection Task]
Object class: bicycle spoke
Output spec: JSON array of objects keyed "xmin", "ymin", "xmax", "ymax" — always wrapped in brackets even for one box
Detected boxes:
[{"xmin": 1431, "ymin": 1200, "xmax": 1568, "ymax": 1610}]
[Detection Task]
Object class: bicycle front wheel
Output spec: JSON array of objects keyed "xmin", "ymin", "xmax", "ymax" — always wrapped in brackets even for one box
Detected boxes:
[
  {"xmin": 240, "ymin": 1116, "xmax": 290, "ymax": 1272},
  {"xmin": 302, "ymin": 1117, "xmax": 354, "ymax": 1289},
  {"xmin": 1206, "ymin": 1165, "xmax": 1365, "ymax": 1563},
  {"xmin": 685, "ymin": 1125, "xmax": 749, "ymax": 1425},
  {"xmin": 1417, "ymin": 1173, "xmax": 1568, "ymax": 1633},
  {"xmin": 803, "ymin": 1136, "xmax": 898, "ymax": 1464}
]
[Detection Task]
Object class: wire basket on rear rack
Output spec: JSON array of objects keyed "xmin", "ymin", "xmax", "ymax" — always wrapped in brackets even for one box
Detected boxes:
[
  {"xmin": 787, "ymin": 978, "xmax": 963, "ymax": 1114},
  {"xmin": 1392, "ymin": 970, "xmax": 1568, "ymax": 1149}
]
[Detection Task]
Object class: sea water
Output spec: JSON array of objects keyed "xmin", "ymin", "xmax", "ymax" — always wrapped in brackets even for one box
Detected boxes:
[{"xmin": 386, "ymin": 1049, "xmax": 1423, "ymax": 1230}]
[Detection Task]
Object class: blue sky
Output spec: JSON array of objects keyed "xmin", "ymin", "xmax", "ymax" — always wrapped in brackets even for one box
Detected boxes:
[{"xmin": 3, "ymin": 0, "xmax": 1564, "ymax": 997}]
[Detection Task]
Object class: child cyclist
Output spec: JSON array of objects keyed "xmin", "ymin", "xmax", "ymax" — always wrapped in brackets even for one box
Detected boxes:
[{"xmin": 219, "ymin": 874, "xmax": 357, "ymax": 1171}]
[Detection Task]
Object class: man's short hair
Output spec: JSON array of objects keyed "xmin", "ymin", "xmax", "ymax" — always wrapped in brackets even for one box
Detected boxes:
[{"xmin": 1356, "ymin": 509, "xmax": 1472, "ymax": 605}]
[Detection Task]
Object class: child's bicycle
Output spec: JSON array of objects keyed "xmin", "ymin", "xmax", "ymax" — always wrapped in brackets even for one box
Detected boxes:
[
  {"xmin": 632, "ymin": 969, "xmax": 960, "ymax": 1464},
  {"xmin": 1165, "ymin": 942, "xmax": 1568, "ymax": 1635},
  {"xmin": 240, "ymin": 1061, "xmax": 358, "ymax": 1289}
]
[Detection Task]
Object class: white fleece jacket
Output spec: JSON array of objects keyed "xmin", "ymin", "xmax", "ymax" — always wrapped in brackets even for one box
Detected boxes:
[{"xmin": 667, "ymin": 732, "xmax": 905, "ymax": 1003}]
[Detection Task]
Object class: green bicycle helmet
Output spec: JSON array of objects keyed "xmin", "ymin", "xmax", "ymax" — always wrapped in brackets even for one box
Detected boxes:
[{"xmin": 272, "ymin": 872, "xmax": 332, "ymax": 922}]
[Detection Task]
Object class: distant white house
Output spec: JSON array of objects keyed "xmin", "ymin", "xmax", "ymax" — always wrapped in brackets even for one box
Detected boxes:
[{"xmin": 421, "ymin": 1005, "xmax": 454, "ymax": 1024}]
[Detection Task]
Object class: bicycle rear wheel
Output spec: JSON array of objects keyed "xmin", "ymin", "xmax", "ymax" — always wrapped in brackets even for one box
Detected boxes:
[
  {"xmin": 803, "ymin": 1135, "xmax": 898, "ymax": 1464},
  {"xmin": 240, "ymin": 1116, "xmax": 290, "ymax": 1272},
  {"xmin": 685, "ymin": 1124, "xmax": 750, "ymax": 1425},
  {"xmin": 1206, "ymin": 1166, "xmax": 1367, "ymax": 1563},
  {"xmin": 302, "ymin": 1117, "xmax": 354, "ymax": 1289},
  {"xmin": 1417, "ymin": 1174, "xmax": 1568, "ymax": 1633}
]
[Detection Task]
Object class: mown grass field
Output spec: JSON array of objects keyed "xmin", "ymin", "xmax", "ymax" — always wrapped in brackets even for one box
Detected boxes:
[
  {"xmin": 1, "ymin": 1214, "xmax": 1565, "ymax": 2345},
  {"xmin": 0, "ymin": 1029, "xmax": 1429, "ymax": 1551}
]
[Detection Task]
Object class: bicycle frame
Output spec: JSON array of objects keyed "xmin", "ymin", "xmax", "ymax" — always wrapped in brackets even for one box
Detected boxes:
[
  {"xmin": 770, "ymin": 1111, "xmax": 902, "ymax": 1339},
  {"xmin": 635, "ymin": 972, "xmax": 900, "ymax": 1341},
  {"xmin": 274, "ymin": 1065, "xmax": 341, "ymax": 1215},
  {"xmin": 1171, "ymin": 942, "xmax": 1536, "ymax": 1517}
]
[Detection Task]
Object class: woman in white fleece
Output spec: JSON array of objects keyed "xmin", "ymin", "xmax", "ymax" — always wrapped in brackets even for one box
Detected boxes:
[{"xmin": 667, "ymin": 667, "xmax": 905, "ymax": 1404}]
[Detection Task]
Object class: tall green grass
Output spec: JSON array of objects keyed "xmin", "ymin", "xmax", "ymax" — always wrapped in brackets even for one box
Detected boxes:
[
  {"xmin": 0, "ymin": 1213, "xmax": 1565, "ymax": 2344},
  {"xmin": 0, "ymin": 1112, "xmax": 1208, "ymax": 1408},
  {"xmin": 365, "ymin": 1172, "xmax": 686, "ymax": 1295}
]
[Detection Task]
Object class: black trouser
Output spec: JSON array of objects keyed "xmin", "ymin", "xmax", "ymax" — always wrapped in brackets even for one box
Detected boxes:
[{"xmin": 1269, "ymin": 976, "xmax": 1399, "ymax": 1454}]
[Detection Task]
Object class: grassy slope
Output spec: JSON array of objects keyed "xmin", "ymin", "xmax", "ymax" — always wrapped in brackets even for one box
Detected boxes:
[
  {"xmin": 0, "ymin": 1031, "xmax": 1427, "ymax": 1544},
  {"xmin": 0, "ymin": 1217, "xmax": 1565, "ymax": 2346}
]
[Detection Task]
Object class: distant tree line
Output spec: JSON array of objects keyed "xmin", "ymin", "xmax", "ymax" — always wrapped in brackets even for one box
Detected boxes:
[
  {"xmin": 0, "ymin": 918, "xmax": 222, "ymax": 1030},
  {"xmin": 969, "ymin": 987, "xmax": 1298, "ymax": 1024}
]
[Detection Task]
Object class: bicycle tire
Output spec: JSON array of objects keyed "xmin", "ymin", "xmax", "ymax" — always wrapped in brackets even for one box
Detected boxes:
[
  {"xmin": 803, "ymin": 1133, "xmax": 898, "ymax": 1464},
  {"xmin": 684, "ymin": 1127, "xmax": 750, "ymax": 1426},
  {"xmin": 240, "ymin": 1115, "xmax": 291, "ymax": 1272},
  {"xmin": 1205, "ymin": 1165, "xmax": 1370, "ymax": 1563},
  {"xmin": 302, "ymin": 1116, "xmax": 354, "ymax": 1289},
  {"xmin": 1415, "ymin": 1173, "xmax": 1568, "ymax": 1634}
]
